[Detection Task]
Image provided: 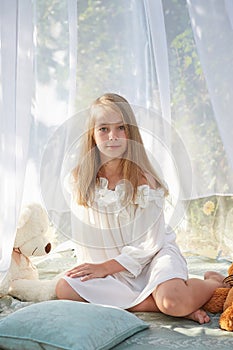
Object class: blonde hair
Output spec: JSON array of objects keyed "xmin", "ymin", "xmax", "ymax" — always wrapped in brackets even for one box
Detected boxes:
[{"xmin": 73, "ymin": 93, "xmax": 168, "ymax": 206}]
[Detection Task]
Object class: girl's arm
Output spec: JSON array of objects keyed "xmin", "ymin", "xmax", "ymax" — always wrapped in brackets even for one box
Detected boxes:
[{"xmin": 66, "ymin": 259, "xmax": 126, "ymax": 282}]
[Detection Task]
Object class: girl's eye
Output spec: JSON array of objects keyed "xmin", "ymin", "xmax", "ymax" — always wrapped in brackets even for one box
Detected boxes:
[
  {"xmin": 99, "ymin": 127, "xmax": 108, "ymax": 132},
  {"xmin": 119, "ymin": 125, "xmax": 125, "ymax": 130}
]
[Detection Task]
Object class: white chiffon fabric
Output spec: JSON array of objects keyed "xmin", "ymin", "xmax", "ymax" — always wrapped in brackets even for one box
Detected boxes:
[
  {"xmin": 0, "ymin": 0, "xmax": 33, "ymax": 282},
  {"xmin": 187, "ymin": 0, "xmax": 233, "ymax": 181},
  {"xmin": 63, "ymin": 176, "xmax": 188, "ymax": 308},
  {"xmin": 1, "ymin": 0, "xmax": 233, "ymax": 282}
]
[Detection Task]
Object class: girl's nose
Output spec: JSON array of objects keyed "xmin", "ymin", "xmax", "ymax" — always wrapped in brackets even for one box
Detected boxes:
[{"xmin": 109, "ymin": 129, "xmax": 118, "ymax": 140}]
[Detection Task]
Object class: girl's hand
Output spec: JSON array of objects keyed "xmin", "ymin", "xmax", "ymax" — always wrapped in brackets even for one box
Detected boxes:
[
  {"xmin": 66, "ymin": 259, "xmax": 125, "ymax": 282},
  {"xmin": 66, "ymin": 262, "xmax": 109, "ymax": 282}
]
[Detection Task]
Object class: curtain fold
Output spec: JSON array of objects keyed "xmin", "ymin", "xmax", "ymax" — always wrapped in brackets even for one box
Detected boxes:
[
  {"xmin": 68, "ymin": 0, "xmax": 78, "ymax": 117},
  {"xmin": 187, "ymin": 0, "xmax": 233, "ymax": 171},
  {"xmin": 143, "ymin": 0, "xmax": 171, "ymax": 123},
  {"xmin": 0, "ymin": 0, "xmax": 34, "ymax": 282}
]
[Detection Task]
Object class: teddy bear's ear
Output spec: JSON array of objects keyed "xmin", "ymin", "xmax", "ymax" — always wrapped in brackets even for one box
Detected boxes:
[{"xmin": 17, "ymin": 207, "xmax": 32, "ymax": 229}]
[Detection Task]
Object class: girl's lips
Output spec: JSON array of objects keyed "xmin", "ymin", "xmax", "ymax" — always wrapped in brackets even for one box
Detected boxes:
[{"xmin": 106, "ymin": 144, "xmax": 121, "ymax": 148}]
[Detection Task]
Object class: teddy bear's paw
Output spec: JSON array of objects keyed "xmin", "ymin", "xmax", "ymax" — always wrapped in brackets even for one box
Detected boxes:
[
  {"xmin": 219, "ymin": 305, "xmax": 233, "ymax": 331},
  {"xmin": 203, "ymin": 288, "xmax": 230, "ymax": 313},
  {"xmin": 9, "ymin": 278, "xmax": 57, "ymax": 302},
  {"xmin": 223, "ymin": 288, "xmax": 233, "ymax": 311}
]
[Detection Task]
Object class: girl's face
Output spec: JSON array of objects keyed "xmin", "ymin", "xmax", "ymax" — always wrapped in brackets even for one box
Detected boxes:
[{"xmin": 93, "ymin": 107, "xmax": 128, "ymax": 163}]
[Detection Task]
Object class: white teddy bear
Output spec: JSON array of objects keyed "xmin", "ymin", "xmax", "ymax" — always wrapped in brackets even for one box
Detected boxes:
[{"xmin": 0, "ymin": 203, "xmax": 61, "ymax": 302}]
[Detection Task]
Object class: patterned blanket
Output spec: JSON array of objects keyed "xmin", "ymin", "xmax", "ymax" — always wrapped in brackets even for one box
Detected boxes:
[{"xmin": 1, "ymin": 251, "xmax": 233, "ymax": 350}]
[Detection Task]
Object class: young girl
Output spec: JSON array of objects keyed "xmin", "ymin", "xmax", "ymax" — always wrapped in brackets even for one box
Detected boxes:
[{"xmin": 56, "ymin": 93, "xmax": 226, "ymax": 324}]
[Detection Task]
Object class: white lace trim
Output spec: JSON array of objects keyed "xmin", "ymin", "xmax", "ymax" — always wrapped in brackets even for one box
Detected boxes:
[{"xmin": 95, "ymin": 177, "xmax": 164, "ymax": 209}]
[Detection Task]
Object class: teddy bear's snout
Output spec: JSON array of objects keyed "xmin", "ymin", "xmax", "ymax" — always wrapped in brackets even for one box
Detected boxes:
[{"xmin": 45, "ymin": 243, "xmax": 51, "ymax": 254}]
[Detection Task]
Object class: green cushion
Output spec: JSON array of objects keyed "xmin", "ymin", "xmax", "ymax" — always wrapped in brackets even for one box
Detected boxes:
[{"xmin": 0, "ymin": 300, "xmax": 149, "ymax": 350}]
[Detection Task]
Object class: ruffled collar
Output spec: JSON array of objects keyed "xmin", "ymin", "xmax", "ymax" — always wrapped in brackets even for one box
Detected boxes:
[{"xmin": 94, "ymin": 177, "xmax": 164, "ymax": 209}]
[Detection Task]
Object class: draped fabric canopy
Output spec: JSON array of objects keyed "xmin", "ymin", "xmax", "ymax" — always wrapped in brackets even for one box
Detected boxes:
[
  {"xmin": 0, "ymin": 0, "xmax": 34, "ymax": 278},
  {"xmin": 1, "ymin": 0, "xmax": 233, "ymax": 281}
]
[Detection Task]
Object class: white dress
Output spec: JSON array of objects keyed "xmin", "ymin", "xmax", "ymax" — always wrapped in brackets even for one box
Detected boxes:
[{"xmin": 63, "ymin": 176, "xmax": 188, "ymax": 309}]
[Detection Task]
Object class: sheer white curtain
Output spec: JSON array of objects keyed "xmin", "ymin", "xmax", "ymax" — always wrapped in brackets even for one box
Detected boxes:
[
  {"xmin": 0, "ymin": 0, "xmax": 78, "ymax": 283},
  {"xmin": 187, "ymin": 0, "xmax": 233, "ymax": 172},
  {"xmin": 0, "ymin": 0, "xmax": 34, "ymax": 282}
]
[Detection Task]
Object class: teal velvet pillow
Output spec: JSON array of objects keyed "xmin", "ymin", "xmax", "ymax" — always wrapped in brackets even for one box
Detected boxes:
[{"xmin": 0, "ymin": 300, "xmax": 149, "ymax": 350}]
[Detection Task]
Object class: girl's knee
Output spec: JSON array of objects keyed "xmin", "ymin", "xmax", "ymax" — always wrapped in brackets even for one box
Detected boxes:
[
  {"xmin": 154, "ymin": 282, "xmax": 192, "ymax": 316},
  {"xmin": 55, "ymin": 278, "xmax": 87, "ymax": 302},
  {"xmin": 154, "ymin": 292, "xmax": 181, "ymax": 315},
  {"xmin": 55, "ymin": 278, "xmax": 69, "ymax": 299}
]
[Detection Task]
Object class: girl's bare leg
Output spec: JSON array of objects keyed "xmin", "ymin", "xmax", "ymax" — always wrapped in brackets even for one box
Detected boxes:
[
  {"xmin": 127, "ymin": 295, "xmax": 160, "ymax": 312},
  {"xmin": 204, "ymin": 271, "xmax": 227, "ymax": 283},
  {"xmin": 56, "ymin": 278, "xmax": 87, "ymax": 302},
  {"xmin": 127, "ymin": 294, "xmax": 211, "ymax": 323},
  {"xmin": 55, "ymin": 273, "xmax": 226, "ymax": 324},
  {"xmin": 152, "ymin": 272, "xmax": 226, "ymax": 324}
]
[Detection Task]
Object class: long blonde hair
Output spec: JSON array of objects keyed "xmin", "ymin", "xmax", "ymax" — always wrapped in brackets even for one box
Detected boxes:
[{"xmin": 73, "ymin": 93, "xmax": 168, "ymax": 206}]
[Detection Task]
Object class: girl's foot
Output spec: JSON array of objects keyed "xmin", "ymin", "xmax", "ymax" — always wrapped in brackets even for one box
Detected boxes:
[
  {"xmin": 186, "ymin": 309, "xmax": 210, "ymax": 324},
  {"xmin": 204, "ymin": 271, "xmax": 226, "ymax": 287}
]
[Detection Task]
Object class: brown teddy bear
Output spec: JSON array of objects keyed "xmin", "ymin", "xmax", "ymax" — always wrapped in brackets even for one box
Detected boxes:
[{"xmin": 203, "ymin": 262, "xmax": 233, "ymax": 331}]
